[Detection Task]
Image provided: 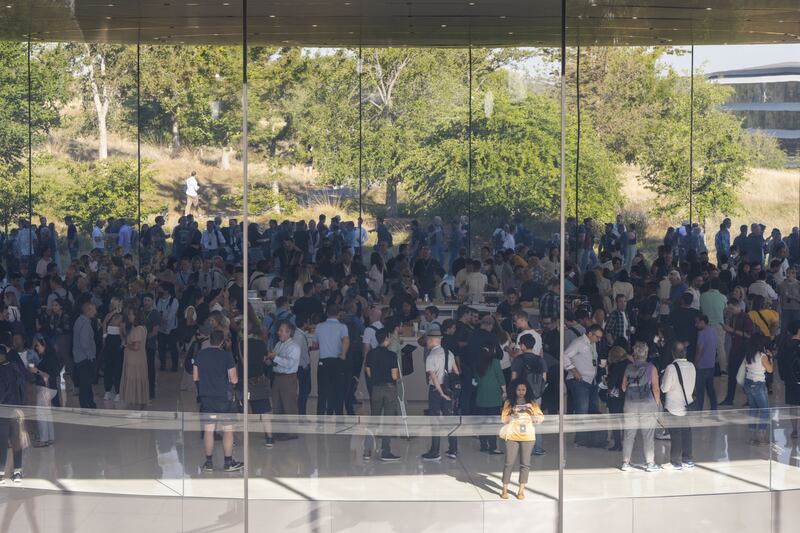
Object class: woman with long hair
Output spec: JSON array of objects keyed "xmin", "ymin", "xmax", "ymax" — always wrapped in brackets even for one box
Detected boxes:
[
  {"xmin": 102, "ymin": 297, "xmax": 126, "ymax": 402},
  {"xmin": 744, "ymin": 335, "xmax": 774, "ymax": 445},
  {"xmin": 499, "ymin": 378, "xmax": 544, "ymax": 500},
  {"xmin": 475, "ymin": 337, "xmax": 506, "ymax": 454},
  {"xmin": 120, "ymin": 307, "xmax": 149, "ymax": 410}
]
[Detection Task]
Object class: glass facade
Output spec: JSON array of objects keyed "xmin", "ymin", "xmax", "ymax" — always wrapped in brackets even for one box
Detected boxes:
[{"xmin": 1, "ymin": 2, "xmax": 800, "ymax": 533}]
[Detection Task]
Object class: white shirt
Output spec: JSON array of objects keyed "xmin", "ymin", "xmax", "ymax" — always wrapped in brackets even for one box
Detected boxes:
[
  {"xmin": 425, "ymin": 344, "xmax": 455, "ymax": 385},
  {"xmin": 186, "ymin": 176, "xmax": 199, "ymax": 197},
  {"xmin": 273, "ymin": 339, "xmax": 301, "ymax": 374},
  {"xmin": 516, "ymin": 328, "xmax": 543, "ymax": 356},
  {"xmin": 687, "ymin": 287, "xmax": 701, "ymax": 310},
  {"xmin": 503, "ymin": 232, "xmax": 516, "ymax": 251},
  {"xmin": 201, "ymin": 230, "xmax": 225, "ymax": 251},
  {"xmin": 463, "ymin": 272, "xmax": 488, "ymax": 303},
  {"xmin": 749, "ymin": 280, "xmax": 778, "ymax": 302},
  {"xmin": 92, "ymin": 226, "xmax": 105, "ymax": 249},
  {"xmin": 564, "ymin": 335, "xmax": 597, "ymax": 384},
  {"xmin": 745, "ymin": 353, "xmax": 768, "ymax": 382},
  {"xmin": 362, "ymin": 321, "xmax": 384, "ymax": 350},
  {"xmin": 661, "ymin": 359, "xmax": 696, "ymax": 416}
]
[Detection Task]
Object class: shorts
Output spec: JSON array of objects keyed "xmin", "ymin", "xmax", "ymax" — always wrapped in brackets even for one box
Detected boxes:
[
  {"xmin": 200, "ymin": 397, "xmax": 237, "ymax": 425},
  {"xmin": 250, "ymin": 398, "xmax": 272, "ymax": 415}
]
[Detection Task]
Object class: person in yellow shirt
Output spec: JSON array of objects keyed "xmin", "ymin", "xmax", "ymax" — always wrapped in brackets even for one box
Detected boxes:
[
  {"xmin": 499, "ymin": 378, "xmax": 544, "ymax": 500},
  {"xmin": 748, "ymin": 295, "xmax": 779, "ymax": 339}
]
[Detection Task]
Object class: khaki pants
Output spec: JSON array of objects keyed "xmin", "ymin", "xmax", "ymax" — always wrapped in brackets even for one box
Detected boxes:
[
  {"xmin": 185, "ymin": 194, "xmax": 199, "ymax": 216},
  {"xmin": 272, "ymin": 373, "xmax": 298, "ymax": 415},
  {"xmin": 713, "ymin": 324, "xmax": 727, "ymax": 371}
]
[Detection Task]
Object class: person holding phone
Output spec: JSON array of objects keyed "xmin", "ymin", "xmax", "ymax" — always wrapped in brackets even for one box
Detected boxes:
[{"xmin": 499, "ymin": 378, "xmax": 544, "ymax": 500}]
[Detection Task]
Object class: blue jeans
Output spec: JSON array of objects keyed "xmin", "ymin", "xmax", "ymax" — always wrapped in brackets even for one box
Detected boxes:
[
  {"xmin": 744, "ymin": 379, "xmax": 769, "ymax": 431},
  {"xmin": 694, "ymin": 367, "xmax": 718, "ymax": 411},
  {"xmin": 566, "ymin": 379, "xmax": 600, "ymax": 446}
]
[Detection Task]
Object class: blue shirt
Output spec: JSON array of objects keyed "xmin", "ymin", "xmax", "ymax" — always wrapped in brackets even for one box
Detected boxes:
[
  {"xmin": 696, "ymin": 326, "xmax": 717, "ymax": 369},
  {"xmin": 313, "ymin": 318, "xmax": 348, "ymax": 359},
  {"xmin": 715, "ymin": 228, "xmax": 730, "ymax": 256}
]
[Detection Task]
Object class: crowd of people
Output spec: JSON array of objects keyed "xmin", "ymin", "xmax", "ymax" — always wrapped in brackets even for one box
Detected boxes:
[{"xmin": 0, "ymin": 207, "xmax": 798, "ymax": 491}]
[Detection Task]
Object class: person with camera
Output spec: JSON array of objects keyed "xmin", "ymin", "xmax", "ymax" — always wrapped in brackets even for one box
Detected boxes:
[
  {"xmin": 499, "ymin": 377, "xmax": 544, "ymax": 500},
  {"xmin": 422, "ymin": 325, "xmax": 460, "ymax": 461}
]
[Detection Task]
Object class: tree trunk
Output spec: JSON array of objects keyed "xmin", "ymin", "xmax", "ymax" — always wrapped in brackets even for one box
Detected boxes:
[
  {"xmin": 170, "ymin": 117, "xmax": 181, "ymax": 157},
  {"xmin": 88, "ymin": 51, "xmax": 110, "ymax": 160},
  {"xmin": 220, "ymin": 145, "xmax": 231, "ymax": 170},
  {"xmin": 97, "ymin": 111, "xmax": 108, "ymax": 160},
  {"xmin": 385, "ymin": 180, "xmax": 398, "ymax": 216}
]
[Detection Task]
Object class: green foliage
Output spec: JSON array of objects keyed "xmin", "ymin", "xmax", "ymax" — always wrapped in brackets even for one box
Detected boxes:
[
  {"xmin": 0, "ymin": 42, "xmax": 70, "ymax": 169},
  {"xmin": 740, "ymin": 130, "xmax": 786, "ymax": 169},
  {"xmin": 54, "ymin": 158, "xmax": 157, "ymax": 231},
  {"xmin": 0, "ymin": 165, "xmax": 32, "ymax": 231},
  {"xmin": 638, "ymin": 75, "xmax": 749, "ymax": 221},
  {"xmin": 221, "ymin": 175, "xmax": 298, "ymax": 215}
]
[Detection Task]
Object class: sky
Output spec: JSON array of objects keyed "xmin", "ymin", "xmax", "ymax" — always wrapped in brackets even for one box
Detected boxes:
[{"xmin": 661, "ymin": 44, "xmax": 800, "ymax": 75}]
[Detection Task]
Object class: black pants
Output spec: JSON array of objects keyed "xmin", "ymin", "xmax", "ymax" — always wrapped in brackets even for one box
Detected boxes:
[
  {"xmin": 158, "ymin": 332, "xmax": 178, "ymax": 370},
  {"xmin": 344, "ymin": 353, "xmax": 362, "ymax": 416},
  {"xmin": 76, "ymin": 359, "xmax": 97, "ymax": 409},
  {"xmin": 607, "ymin": 396, "xmax": 625, "ymax": 447},
  {"xmin": 428, "ymin": 386, "xmax": 458, "ymax": 454},
  {"xmin": 103, "ymin": 335, "xmax": 124, "ymax": 393},
  {"xmin": 317, "ymin": 358, "xmax": 345, "ymax": 415},
  {"xmin": 724, "ymin": 350, "xmax": 745, "ymax": 403},
  {"xmin": 475, "ymin": 405, "xmax": 502, "ymax": 450},
  {"xmin": 459, "ymin": 373, "xmax": 476, "ymax": 416},
  {"xmin": 146, "ymin": 345, "xmax": 157, "ymax": 399},
  {"xmin": 297, "ymin": 365, "xmax": 311, "ymax": 415},
  {"xmin": 668, "ymin": 413, "xmax": 693, "ymax": 465},
  {"xmin": 0, "ymin": 417, "xmax": 22, "ymax": 470}
]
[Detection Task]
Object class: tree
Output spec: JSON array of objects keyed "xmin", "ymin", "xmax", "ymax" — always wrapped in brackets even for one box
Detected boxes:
[
  {"xmin": 0, "ymin": 165, "xmax": 32, "ymax": 233},
  {"xmin": 0, "ymin": 42, "xmax": 69, "ymax": 169},
  {"xmin": 56, "ymin": 158, "xmax": 157, "ymax": 230},
  {"xmin": 69, "ymin": 44, "xmax": 135, "ymax": 160},
  {"xmin": 638, "ymin": 75, "xmax": 749, "ymax": 221}
]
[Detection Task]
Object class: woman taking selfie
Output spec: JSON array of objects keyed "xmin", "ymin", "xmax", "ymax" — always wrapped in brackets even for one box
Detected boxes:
[{"xmin": 499, "ymin": 378, "xmax": 544, "ymax": 500}]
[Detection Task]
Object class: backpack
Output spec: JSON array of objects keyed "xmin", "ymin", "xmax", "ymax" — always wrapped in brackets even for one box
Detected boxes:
[
  {"xmin": 626, "ymin": 362, "xmax": 653, "ymax": 402},
  {"xmin": 522, "ymin": 354, "xmax": 547, "ymax": 399}
]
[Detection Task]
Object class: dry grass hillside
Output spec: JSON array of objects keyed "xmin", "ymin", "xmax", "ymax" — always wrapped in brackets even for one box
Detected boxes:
[{"xmin": 620, "ymin": 164, "xmax": 800, "ymax": 256}]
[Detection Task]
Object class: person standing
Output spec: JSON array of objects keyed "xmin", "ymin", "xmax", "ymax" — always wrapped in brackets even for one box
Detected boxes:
[
  {"xmin": 499, "ymin": 378, "xmax": 544, "ymax": 500},
  {"xmin": 661, "ymin": 343, "xmax": 696, "ymax": 469},
  {"xmin": 313, "ymin": 304, "xmax": 349, "ymax": 416},
  {"xmin": 475, "ymin": 338, "xmax": 507, "ymax": 455},
  {"xmin": 31, "ymin": 334, "xmax": 62, "ymax": 447},
  {"xmin": 142, "ymin": 293, "xmax": 160, "ymax": 400},
  {"xmin": 66, "ymin": 216, "xmax": 79, "ymax": 261},
  {"xmin": 269, "ymin": 321, "xmax": 300, "ymax": 423},
  {"xmin": 0, "ymin": 346, "xmax": 26, "ymax": 482},
  {"xmin": 422, "ymin": 326, "xmax": 460, "ymax": 461},
  {"xmin": 72, "ymin": 301, "xmax": 98, "ymax": 409},
  {"xmin": 91, "ymin": 220, "xmax": 105, "ymax": 251},
  {"xmin": 744, "ymin": 336, "xmax": 774, "ymax": 446},
  {"xmin": 364, "ymin": 328, "xmax": 401, "ymax": 462},
  {"xmin": 700, "ymin": 278, "xmax": 728, "ymax": 375},
  {"xmin": 185, "ymin": 171, "xmax": 200, "ymax": 216},
  {"xmin": 156, "ymin": 283, "xmax": 180, "ymax": 372},
  {"xmin": 721, "ymin": 297, "xmax": 753, "ymax": 406},
  {"xmin": 694, "ymin": 315, "xmax": 718, "ymax": 411},
  {"xmin": 779, "ymin": 267, "xmax": 800, "ymax": 334},
  {"xmin": 565, "ymin": 324, "xmax": 603, "ymax": 446},
  {"xmin": 120, "ymin": 308, "xmax": 149, "ymax": 410},
  {"xmin": 620, "ymin": 342, "xmax": 661, "ymax": 472},
  {"xmin": 193, "ymin": 329, "xmax": 243, "ymax": 472}
]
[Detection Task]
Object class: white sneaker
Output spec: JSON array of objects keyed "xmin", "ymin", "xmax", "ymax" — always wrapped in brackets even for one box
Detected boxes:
[
  {"xmin": 645, "ymin": 463, "xmax": 660, "ymax": 472},
  {"xmin": 114, "ymin": 394, "xmax": 121, "ymax": 402},
  {"xmin": 103, "ymin": 392, "xmax": 113, "ymax": 401},
  {"xmin": 620, "ymin": 462, "xmax": 632, "ymax": 472}
]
